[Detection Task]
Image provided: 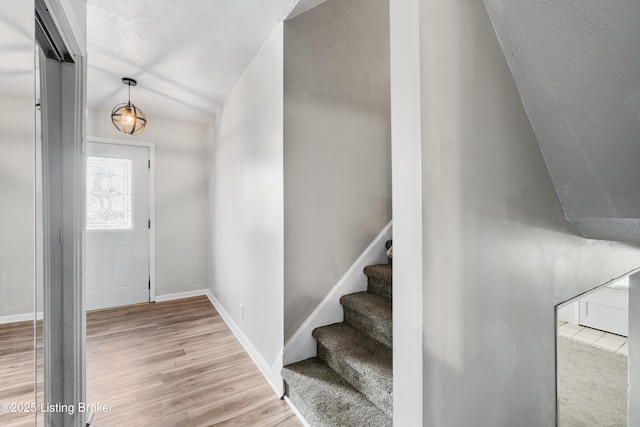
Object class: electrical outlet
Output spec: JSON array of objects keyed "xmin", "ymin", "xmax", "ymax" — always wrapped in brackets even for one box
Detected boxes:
[{"xmin": 240, "ymin": 304, "xmax": 244, "ymax": 320}]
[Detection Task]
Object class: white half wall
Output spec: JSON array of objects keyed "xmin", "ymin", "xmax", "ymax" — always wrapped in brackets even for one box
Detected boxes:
[
  {"xmin": 87, "ymin": 109, "xmax": 208, "ymax": 297},
  {"xmin": 410, "ymin": 0, "xmax": 640, "ymax": 425},
  {"xmin": 207, "ymin": 23, "xmax": 285, "ymax": 393}
]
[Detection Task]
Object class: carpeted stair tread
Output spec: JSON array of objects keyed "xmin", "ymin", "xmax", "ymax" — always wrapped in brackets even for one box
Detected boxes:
[
  {"xmin": 364, "ymin": 264, "xmax": 392, "ymax": 300},
  {"xmin": 282, "ymin": 357, "xmax": 392, "ymax": 427},
  {"xmin": 313, "ymin": 323, "xmax": 392, "ymax": 416},
  {"xmin": 363, "ymin": 264, "xmax": 392, "ymax": 283},
  {"xmin": 340, "ymin": 292, "xmax": 392, "ymax": 347}
]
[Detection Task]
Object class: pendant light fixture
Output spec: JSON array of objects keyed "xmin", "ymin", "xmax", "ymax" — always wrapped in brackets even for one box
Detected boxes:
[{"xmin": 111, "ymin": 77, "xmax": 147, "ymax": 135}]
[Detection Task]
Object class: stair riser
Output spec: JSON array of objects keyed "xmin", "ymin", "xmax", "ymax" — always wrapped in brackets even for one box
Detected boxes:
[
  {"xmin": 317, "ymin": 343, "xmax": 392, "ymax": 417},
  {"xmin": 343, "ymin": 307, "xmax": 392, "ymax": 347},
  {"xmin": 284, "ymin": 382, "xmax": 313, "ymax": 425},
  {"xmin": 367, "ymin": 276, "xmax": 392, "ymax": 299}
]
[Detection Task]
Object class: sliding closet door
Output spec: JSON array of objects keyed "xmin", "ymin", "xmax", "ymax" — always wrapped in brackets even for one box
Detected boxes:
[{"xmin": 37, "ymin": 0, "xmax": 86, "ymax": 423}]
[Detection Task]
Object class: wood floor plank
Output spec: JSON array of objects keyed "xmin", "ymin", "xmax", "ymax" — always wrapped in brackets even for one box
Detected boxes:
[
  {"xmin": 1, "ymin": 296, "xmax": 301, "ymax": 427},
  {"xmin": 0, "ymin": 320, "xmax": 37, "ymax": 427},
  {"xmin": 86, "ymin": 296, "xmax": 301, "ymax": 426},
  {"xmin": 209, "ymin": 398, "xmax": 300, "ymax": 427}
]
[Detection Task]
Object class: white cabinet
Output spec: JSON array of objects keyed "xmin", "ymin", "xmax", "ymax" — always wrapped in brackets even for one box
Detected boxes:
[
  {"xmin": 559, "ymin": 277, "xmax": 629, "ymax": 337},
  {"xmin": 579, "ymin": 286, "xmax": 628, "ymax": 337}
]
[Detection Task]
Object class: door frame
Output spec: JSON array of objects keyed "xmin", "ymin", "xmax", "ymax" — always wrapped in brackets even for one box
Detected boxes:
[
  {"xmin": 86, "ymin": 136, "xmax": 157, "ymax": 302},
  {"xmin": 37, "ymin": 1, "xmax": 87, "ymax": 425}
]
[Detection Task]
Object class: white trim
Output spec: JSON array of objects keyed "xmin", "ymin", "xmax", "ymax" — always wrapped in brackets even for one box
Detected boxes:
[
  {"xmin": 284, "ymin": 396, "xmax": 312, "ymax": 427},
  {"xmin": 283, "ymin": 221, "xmax": 392, "ymax": 365},
  {"xmin": 155, "ymin": 289, "xmax": 209, "ymax": 302},
  {"xmin": 86, "ymin": 136, "xmax": 156, "ymax": 303},
  {"xmin": 205, "ymin": 290, "xmax": 284, "ymax": 397},
  {"xmin": 44, "ymin": 0, "xmax": 86, "ymax": 57},
  {"xmin": 86, "ymin": 136, "xmax": 155, "ymax": 149},
  {"xmin": 0, "ymin": 312, "xmax": 44, "ymax": 324},
  {"xmin": 39, "ymin": 3, "xmax": 87, "ymax": 426},
  {"xmin": 154, "ymin": 289, "xmax": 284, "ymax": 395}
]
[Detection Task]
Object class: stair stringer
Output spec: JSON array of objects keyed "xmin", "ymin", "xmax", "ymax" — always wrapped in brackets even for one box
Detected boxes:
[{"xmin": 283, "ymin": 221, "xmax": 392, "ymax": 365}]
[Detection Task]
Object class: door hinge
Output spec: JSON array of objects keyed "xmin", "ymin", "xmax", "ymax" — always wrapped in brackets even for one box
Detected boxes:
[
  {"xmin": 148, "ymin": 219, "xmax": 151, "ymax": 229},
  {"xmin": 148, "ymin": 278, "xmax": 151, "ymax": 290},
  {"xmin": 148, "ymin": 159, "xmax": 151, "ymax": 169}
]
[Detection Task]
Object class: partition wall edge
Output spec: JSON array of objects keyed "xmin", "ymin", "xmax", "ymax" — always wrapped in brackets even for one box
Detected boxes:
[{"xmin": 389, "ymin": 0, "xmax": 424, "ymax": 425}]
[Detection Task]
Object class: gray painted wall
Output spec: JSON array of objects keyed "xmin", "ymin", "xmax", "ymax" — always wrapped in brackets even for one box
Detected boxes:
[
  {"xmin": 0, "ymin": 96, "xmax": 35, "ymax": 317},
  {"xmin": 207, "ymin": 24, "xmax": 285, "ymax": 378},
  {"xmin": 0, "ymin": 2, "xmax": 35, "ymax": 319},
  {"xmin": 410, "ymin": 0, "xmax": 640, "ymax": 425},
  {"xmin": 87, "ymin": 108, "xmax": 208, "ymax": 297},
  {"xmin": 283, "ymin": 0, "xmax": 391, "ymax": 340}
]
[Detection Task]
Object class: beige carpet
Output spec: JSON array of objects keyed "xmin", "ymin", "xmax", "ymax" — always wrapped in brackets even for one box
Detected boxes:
[{"xmin": 558, "ymin": 336, "xmax": 628, "ymax": 426}]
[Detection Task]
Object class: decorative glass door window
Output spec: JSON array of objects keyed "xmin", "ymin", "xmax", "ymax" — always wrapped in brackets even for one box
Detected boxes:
[{"xmin": 86, "ymin": 156, "xmax": 133, "ymax": 230}]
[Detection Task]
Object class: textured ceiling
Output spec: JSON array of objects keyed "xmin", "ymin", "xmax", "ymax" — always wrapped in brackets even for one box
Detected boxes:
[
  {"xmin": 288, "ymin": 0, "xmax": 327, "ymax": 19},
  {"xmin": 485, "ymin": 0, "xmax": 640, "ymax": 243},
  {"xmin": 87, "ymin": 0, "xmax": 305, "ymax": 123}
]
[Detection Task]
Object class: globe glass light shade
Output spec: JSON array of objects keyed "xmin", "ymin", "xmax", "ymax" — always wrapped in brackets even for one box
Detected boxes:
[{"xmin": 111, "ymin": 102, "xmax": 147, "ymax": 135}]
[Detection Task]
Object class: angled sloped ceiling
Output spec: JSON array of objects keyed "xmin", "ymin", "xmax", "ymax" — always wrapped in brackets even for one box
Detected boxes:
[
  {"xmin": 287, "ymin": 0, "xmax": 327, "ymax": 18},
  {"xmin": 87, "ymin": 0, "xmax": 299, "ymax": 122},
  {"xmin": 484, "ymin": 0, "xmax": 640, "ymax": 243}
]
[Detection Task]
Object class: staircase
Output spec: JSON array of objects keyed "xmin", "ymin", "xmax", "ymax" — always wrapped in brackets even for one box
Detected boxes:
[{"xmin": 282, "ymin": 263, "xmax": 393, "ymax": 426}]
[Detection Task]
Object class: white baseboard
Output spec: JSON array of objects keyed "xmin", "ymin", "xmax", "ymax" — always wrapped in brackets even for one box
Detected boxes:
[
  {"xmin": 155, "ymin": 289, "xmax": 209, "ymax": 302},
  {"xmin": 0, "ymin": 311, "xmax": 44, "ymax": 324},
  {"xmin": 154, "ymin": 288, "xmax": 283, "ymax": 395},
  {"xmin": 204, "ymin": 290, "xmax": 284, "ymax": 397},
  {"xmin": 284, "ymin": 395, "xmax": 312, "ymax": 427},
  {"xmin": 283, "ymin": 221, "xmax": 392, "ymax": 365}
]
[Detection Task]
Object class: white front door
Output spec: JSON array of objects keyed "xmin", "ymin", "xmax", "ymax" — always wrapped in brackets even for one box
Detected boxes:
[{"xmin": 85, "ymin": 141, "xmax": 150, "ymax": 310}]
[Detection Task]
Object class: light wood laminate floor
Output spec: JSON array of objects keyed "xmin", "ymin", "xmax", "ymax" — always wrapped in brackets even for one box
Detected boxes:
[
  {"xmin": 1, "ymin": 296, "xmax": 301, "ymax": 427},
  {"xmin": 86, "ymin": 296, "xmax": 300, "ymax": 426},
  {"xmin": 0, "ymin": 320, "xmax": 41, "ymax": 427}
]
